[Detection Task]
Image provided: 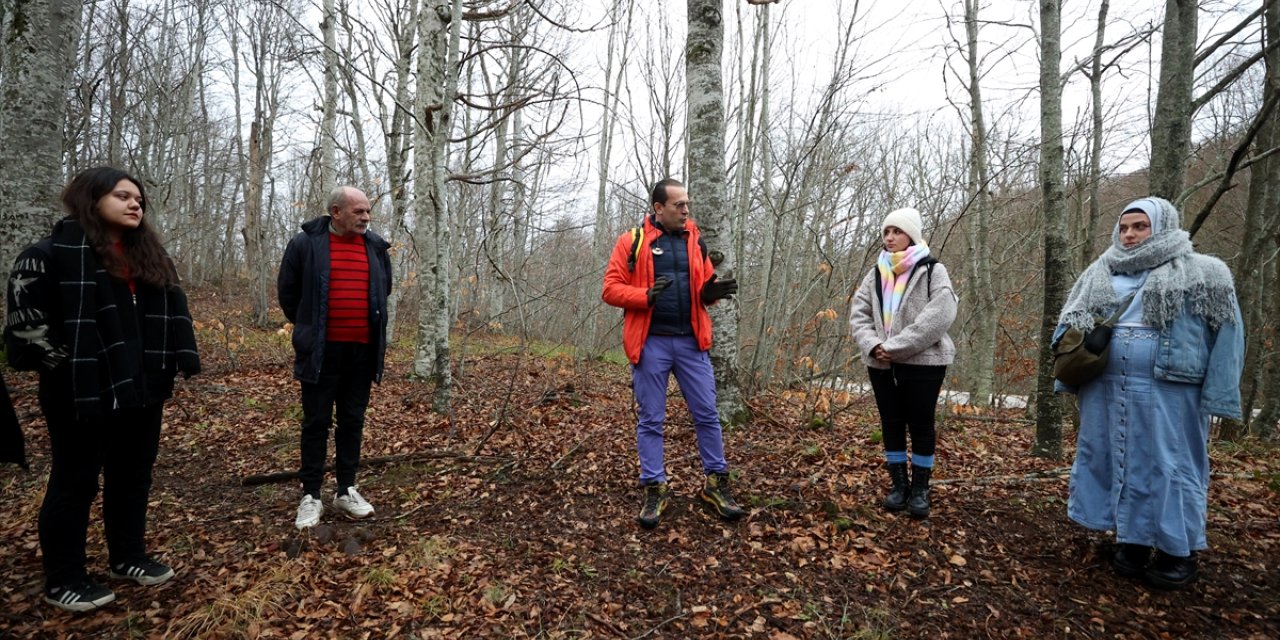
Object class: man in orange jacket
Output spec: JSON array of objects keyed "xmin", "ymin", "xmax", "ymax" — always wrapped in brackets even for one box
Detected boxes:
[{"xmin": 602, "ymin": 178, "xmax": 744, "ymax": 529}]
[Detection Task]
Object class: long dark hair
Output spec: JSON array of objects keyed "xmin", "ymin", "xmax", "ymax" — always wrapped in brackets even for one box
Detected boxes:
[{"xmin": 61, "ymin": 166, "xmax": 178, "ymax": 288}]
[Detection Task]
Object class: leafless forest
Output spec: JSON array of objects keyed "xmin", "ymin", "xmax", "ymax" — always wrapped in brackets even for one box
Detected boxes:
[
  {"xmin": 2, "ymin": 0, "xmax": 1278, "ymax": 446},
  {"xmin": 3, "ymin": 1, "xmax": 1280, "ymax": 637}
]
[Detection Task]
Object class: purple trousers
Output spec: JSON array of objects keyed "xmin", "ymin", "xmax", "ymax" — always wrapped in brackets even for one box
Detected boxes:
[{"xmin": 632, "ymin": 335, "xmax": 728, "ymax": 484}]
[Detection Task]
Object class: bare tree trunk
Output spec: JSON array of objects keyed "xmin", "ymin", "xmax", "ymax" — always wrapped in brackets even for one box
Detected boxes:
[
  {"xmin": 1082, "ymin": 0, "xmax": 1109, "ymax": 273},
  {"xmin": 105, "ymin": 0, "xmax": 130, "ymax": 165},
  {"xmin": 960, "ymin": 0, "xmax": 997, "ymax": 407},
  {"xmin": 379, "ymin": 0, "xmax": 418, "ymax": 342},
  {"xmin": 1224, "ymin": 0, "xmax": 1280, "ymax": 440},
  {"xmin": 241, "ymin": 10, "xmax": 287, "ymax": 328},
  {"xmin": 1256, "ymin": 241, "xmax": 1280, "ymax": 439},
  {"xmin": 587, "ymin": 0, "xmax": 634, "ymax": 357},
  {"xmin": 66, "ymin": 0, "xmax": 98, "ymax": 172},
  {"xmin": 745, "ymin": 3, "xmax": 772, "ymax": 382},
  {"xmin": 223, "ymin": 4, "xmax": 245, "ymax": 294},
  {"xmin": 732, "ymin": 0, "xmax": 764, "ymax": 283},
  {"xmin": 319, "ymin": 0, "xmax": 338, "ymax": 195},
  {"xmin": 687, "ymin": 0, "xmax": 746, "ymax": 425},
  {"xmin": 1149, "ymin": 0, "xmax": 1197, "ymax": 200},
  {"xmin": 0, "ymin": 0, "xmax": 83, "ymax": 278},
  {"xmin": 412, "ymin": 0, "xmax": 460, "ymax": 412},
  {"xmin": 1033, "ymin": 0, "xmax": 1069, "ymax": 459}
]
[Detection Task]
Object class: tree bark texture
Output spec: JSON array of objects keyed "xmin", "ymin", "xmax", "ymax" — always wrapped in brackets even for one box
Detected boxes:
[
  {"xmin": 1034, "ymin": 0, "xmax": 1069, "ymax": 459},
  {"xmin": 1244, "ymin": 0, "xmax": 1280, "ymax": 440},
  {"xmin": 0, "ymin": 0, "xmax": 83, "ymax": 282},
  {"xmin": 318, "ymin": 0, "xmax": 338, "ymax": 203},
  {"xmin": 412, "ymin": 0, "xmax": 458, "ymax": 412},
  {"xmin": 1149, "ymin": 0, "xmax": 1197, "ymax": 201},
  {"xmin": 687, "ymin": 0, "xmax": 746, "ymax": 425},
  {"xmin": 960, "ymin": 0, "xmax": 997, "ymax": 407},
  {"xmin": 1082, "ymin": 0, "xmax": 1109, "ymax": 274}
]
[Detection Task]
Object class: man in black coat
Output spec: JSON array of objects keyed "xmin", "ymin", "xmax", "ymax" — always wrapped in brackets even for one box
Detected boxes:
[{"xmin": 278, "ymin": 186, "xmax": 392, "ymax": 530}]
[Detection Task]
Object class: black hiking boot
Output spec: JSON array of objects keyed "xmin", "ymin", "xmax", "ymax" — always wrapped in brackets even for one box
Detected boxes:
[
  {"xmin": 907, "ymin": 465, "xmax": 932, "ymax": 519},
  {"xmin": 882, "ymin": 462, "xmax": 909, "ymax": 512}
]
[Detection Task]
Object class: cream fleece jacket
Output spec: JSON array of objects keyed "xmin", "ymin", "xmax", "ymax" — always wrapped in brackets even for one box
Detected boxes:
[{"xmin": 849, "ymin": 262, "xmax": 958, "ymax": 368}]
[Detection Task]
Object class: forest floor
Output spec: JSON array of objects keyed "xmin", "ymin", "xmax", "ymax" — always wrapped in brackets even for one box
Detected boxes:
[{"xmin": 1, "ymin": 290, "xmax": 1278, "ymax": 639}]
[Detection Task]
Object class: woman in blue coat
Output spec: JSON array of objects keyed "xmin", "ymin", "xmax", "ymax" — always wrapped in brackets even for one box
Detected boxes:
[{"xmin": 1054, "ymin": 197, "xmax": 1244, "ymax": 590}]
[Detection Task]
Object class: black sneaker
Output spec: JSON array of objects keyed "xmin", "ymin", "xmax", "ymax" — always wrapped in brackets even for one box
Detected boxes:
[
  {"xmin": 699, "ymin": 472, "xmax": 746, "ymax": 521},
  {"xmin": 109, "ymin": 557, "xmax": 175, "ymax": 586},
  {"xmin": 636, "ymin": 482, "xmax": 671, "ymax": 530},
  {"xmin": 45, "ymin": 578, "xmax": 116, "ymax": 613}
]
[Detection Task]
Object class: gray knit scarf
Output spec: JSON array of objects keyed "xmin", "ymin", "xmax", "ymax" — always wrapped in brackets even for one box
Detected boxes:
[{"xmin": 1058, "ymin": 197, "xmax": 1238, "ymax": 331}]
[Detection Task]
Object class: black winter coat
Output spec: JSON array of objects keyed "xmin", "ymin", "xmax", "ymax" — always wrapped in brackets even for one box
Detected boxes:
[{"xmin": 277, "ymin": 216, "xmax": 392, "ymax": 384}]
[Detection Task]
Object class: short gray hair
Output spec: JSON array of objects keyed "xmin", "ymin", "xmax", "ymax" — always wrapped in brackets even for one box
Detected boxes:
[{"xmin": 326, "ymin": 187, "xmax": 350, "ymax": 214}]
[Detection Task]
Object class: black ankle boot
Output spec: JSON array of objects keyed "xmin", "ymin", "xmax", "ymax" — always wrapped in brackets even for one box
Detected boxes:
[
  {"xmin": 882, "ymin": 463, "xmax": 909, "ymax": 512},
  {"xmin": 1144, "ymin": 550, "xmax": 1197, "ymax": 590},
  {"xmin": 907, "ymin": 465, "xmax": 931, "ymax": 519},
  {"xmin": 1111, "ymin": 543, "xmax": 1152, "ymax": 579}
]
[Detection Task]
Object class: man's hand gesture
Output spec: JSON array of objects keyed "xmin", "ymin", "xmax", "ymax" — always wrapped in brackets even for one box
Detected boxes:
[
  {"xmin": 647, "ymin": 276, "xmax": 672, "ymax": 306},
  {"xmin": 700, "ymin": 274, "xmax": 738, "ymax": 305}
]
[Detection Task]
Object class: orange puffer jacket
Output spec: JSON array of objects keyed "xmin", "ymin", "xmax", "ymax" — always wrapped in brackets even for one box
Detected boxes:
[{"xmin": 601, "ymin": 216, "xmax": 714, "ymax": 364}]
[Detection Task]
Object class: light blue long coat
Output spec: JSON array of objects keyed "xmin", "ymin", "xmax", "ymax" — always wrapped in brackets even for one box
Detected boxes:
[{"xmin": 1054, "ymin": 273, "xmax": 1244, "ymax": 557}]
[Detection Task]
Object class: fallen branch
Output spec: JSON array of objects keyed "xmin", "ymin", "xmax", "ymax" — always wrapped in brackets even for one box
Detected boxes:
[
  {"xmin": 949, "ymin": 414, "xmax": 1035, "ymax": 425},
  {"xmin": 933, "ymin": 468, "xmax": 1072, "ymax": 485},
  {"xmin": 549, "ymin": 437, "xmax": 589, "ymax": 470},
  {"xmin": 933, "ymin": 468, "xmax": 1266, "ymax": 486},
  {"xmin": 240, "ymin": 451, "xmax": 514, "ymax": 486},
  {"xmin": 629, "ymin": 610, "xmax": 688, "ymax": 640}
]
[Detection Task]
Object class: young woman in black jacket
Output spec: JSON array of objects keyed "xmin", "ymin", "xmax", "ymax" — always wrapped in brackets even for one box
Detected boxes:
[{"xmin": 5, "ymin": 167, "xmax": 200, "ymax": 612}]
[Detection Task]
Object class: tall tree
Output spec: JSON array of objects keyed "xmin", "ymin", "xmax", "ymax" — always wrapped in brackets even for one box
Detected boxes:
[
  {"xmin": 0, "ymin": 0, "xmax": 84, "ymax": 277},
  {"xmin": 958, "ymin": 0, "xmax": 998, "ymax": 407},
  {"xmin": 1239, "ymin": 0, "xmax": 1280, "ymax": 439},
  {"xmin": 318, "ymin": 0, "xmax": 339, "ymax": 200},
  {"xmin": 1080, "ymin": 0, "xmax": 1110, "ymax": 273},
  {"xmin": 412, "ymin": 0, "xmax": 461, "ymax": 411},
  {"xmin": 239, "ymin": 2, "xmax": 295, "ymax": 328},
  {"xmin": 369, "ymin": 0, "xmax": 419, "ymax": 341},
  {"xmin": 687, "ymin": 0, "xmax": 745, "ymax": 424},
  {"xmin": 587, "ymin": 0, "xmax": 635, "ymax": 356},
  {"xmin": 1033, "ymin": 0, "xmax": 1068, "ymax": 459},
  {"xmin": 1149, "ymin": 0, "xmax": 1197, "ymax": 199}
]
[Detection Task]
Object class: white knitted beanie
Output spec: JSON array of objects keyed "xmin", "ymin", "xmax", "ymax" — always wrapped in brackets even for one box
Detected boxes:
[{"xmin": 881, "ymin": 207, "xmax": 925, "ymax": 246}]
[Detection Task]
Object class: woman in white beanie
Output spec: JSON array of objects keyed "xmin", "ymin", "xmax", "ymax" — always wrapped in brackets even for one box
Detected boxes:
[
  {"xmin": 1054, "ymin": 197, "xmax": 1243, "ymax": 590},
  {"xmin": 849, "ymin": 208, "xmax": 958, "ymax": 518}
]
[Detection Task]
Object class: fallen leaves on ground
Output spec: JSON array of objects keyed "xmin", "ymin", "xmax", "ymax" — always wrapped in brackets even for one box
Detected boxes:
[{"xmin": 0, "ymin": 296, "xmax": 1276, "ymax": 638}]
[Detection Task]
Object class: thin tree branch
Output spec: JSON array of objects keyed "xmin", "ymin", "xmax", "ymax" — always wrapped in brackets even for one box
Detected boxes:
[
  {"xmin": 1190, "ymin": 42, "xmax": 1276, "ymax": 114},
  {"xmin": 1194, "ymin": 5, "xmax": 1265, "ymax": 67},
  {"xmin": 1186, "ymin": 89, "xmax": 1280, "ymax": 238}
]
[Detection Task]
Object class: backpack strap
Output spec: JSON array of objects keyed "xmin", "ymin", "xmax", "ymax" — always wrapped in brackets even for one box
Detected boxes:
[
  {"xmin": 876, "ymin": 258, "xmax": 939, "ymax": 310},
  {"xmin": 874, "ymin": 267, "xmax": 884, "ymax": 310},
  {"xmin": 626, "ymin": 227, "xmax": 645, "ymax": 272},
  {"xmin": 910, "ymin": 257, "xmax": 938, "ymax": 301},
  {"xmin": 629, "ymin": 225, "xmax": 709, "ymax": 272}
]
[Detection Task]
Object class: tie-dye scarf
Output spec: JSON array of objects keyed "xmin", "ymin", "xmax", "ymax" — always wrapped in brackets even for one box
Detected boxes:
[{"xmin": 877, "ymin": 244, "xmax": 931, "ymax": 335}]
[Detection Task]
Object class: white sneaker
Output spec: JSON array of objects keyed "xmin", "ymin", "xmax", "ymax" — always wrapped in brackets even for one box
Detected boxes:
[
  {"xmin": 295, "ymin": 495, "xmax": 323, "ymax": 530},
  {"xmin": 333, "ymin": 486, "xmax": 374, "ymax": 519}
]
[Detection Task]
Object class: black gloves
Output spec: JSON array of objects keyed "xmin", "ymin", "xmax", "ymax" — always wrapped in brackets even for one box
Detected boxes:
[
  {"xmin": 701, "ymin": 274, "xmax": 738, "ymax": 305},
  {"xmin": 647, "ymin": 276, "xmax": 672, "ymax": 306}
]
